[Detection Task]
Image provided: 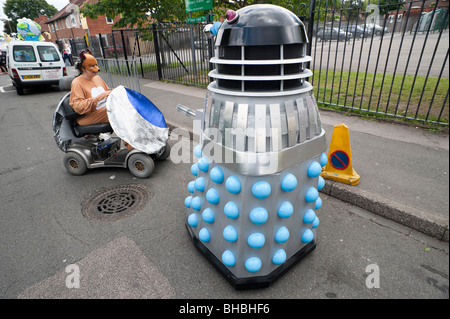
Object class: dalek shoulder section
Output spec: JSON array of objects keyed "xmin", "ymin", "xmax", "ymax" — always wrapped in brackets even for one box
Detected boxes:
[{"xmin": 203, "ymin": 91, "xmax": 322, "ymax": 153}]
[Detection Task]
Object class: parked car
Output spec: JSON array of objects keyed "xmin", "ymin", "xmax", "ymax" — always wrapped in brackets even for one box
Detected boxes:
[
  {"xmin": 341, "ymin": 25, "xmax": 371, "ymax": 38},
  {"xmin": 365, "ymin": 23, "xmax": 389, "ymax": 36},
  {"xmin": 316, "ymin": 28, "xmax": 352, "ymax": 42}
]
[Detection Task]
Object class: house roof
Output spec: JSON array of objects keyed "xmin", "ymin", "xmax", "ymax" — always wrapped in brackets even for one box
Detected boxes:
[{"xmin": 45, "ymin": 0, "xmax": 84, "ymax": 24}]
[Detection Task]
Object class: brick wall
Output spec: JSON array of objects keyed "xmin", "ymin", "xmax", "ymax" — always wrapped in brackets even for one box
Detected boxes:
[
  {"xmin": 36, "ymin": 0, "xmax": 129, "ymax": 45},
  {"xmin": 86, "ymin": 15, "xmax": 120, "ymax": 35}
]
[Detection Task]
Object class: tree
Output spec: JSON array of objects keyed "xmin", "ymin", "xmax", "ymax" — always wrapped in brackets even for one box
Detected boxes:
[
  {"xmin": 80, "ymin": 0, "xmax": 294, "ymax": 28},
  {"xmin": 218, "ymin": 0, "xmax": 288, "ymax": 10},
  {"xmin": 340, "ymin": 0, "xmax": 367, "ymax": 22},
  {"xmin": 80, "ymin": 0, "xmax": 188, "ymax": 27},
  {"xmin": 2, "ymin": 19, "xmax": 14, "ymax": 34},
  {"xmin": 366, "ymin": 0, "xmax": 404, "ymax": 16},
  {"xmin": 3, "ymin": 0, "xmax": 57, "ymax": 32}
]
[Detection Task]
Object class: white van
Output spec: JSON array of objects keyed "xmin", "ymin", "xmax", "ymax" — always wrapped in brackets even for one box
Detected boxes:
[{"xmin": 7, "ymin": 41, "xmax": 68, "ymax": 95}]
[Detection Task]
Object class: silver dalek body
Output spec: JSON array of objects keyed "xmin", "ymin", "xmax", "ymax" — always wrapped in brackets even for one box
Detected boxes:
[{"xmin": 183, "ymin": 4, "xmax": 327, "ymax": 289}]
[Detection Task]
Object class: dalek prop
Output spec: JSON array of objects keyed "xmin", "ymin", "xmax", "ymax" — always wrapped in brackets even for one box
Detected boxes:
[{"xmin": 178, "ymin": 4, "xmax": 328, "ymax": 289}]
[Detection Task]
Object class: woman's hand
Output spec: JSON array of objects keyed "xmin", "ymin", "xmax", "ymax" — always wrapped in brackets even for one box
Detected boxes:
[{"xmin": 95, "ymin": 90, "xmax": 111, "ymax": 102}]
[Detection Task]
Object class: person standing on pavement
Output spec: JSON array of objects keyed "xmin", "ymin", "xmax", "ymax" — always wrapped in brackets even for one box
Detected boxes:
[
  {"xmin": 64, "ymin": 44, "xmax": 73, "ymax": 66},
  {"xmin": 63, "ymin": 48, "xmax": 71, "ymax": 67}
]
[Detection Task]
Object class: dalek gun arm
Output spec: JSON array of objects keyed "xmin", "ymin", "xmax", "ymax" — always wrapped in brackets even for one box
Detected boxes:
[
  {"xmin": 176, "ymin": 104, "xmax": 197, "ymax": 118},
  {"xmin": 176, "ymin": 104, "xmax": 205, "ymax": 129}
]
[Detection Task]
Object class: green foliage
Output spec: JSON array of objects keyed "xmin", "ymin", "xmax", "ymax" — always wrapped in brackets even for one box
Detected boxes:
[
  {"xmin": 218, "ymin": 0, "xmax": 294, "ymax": 9},
  {"xmin": 81, "ymin": 0, "xmax": 188, "ymax": 27},
  {"xmin": 80, "ymin": 0, "xmax": 297, "ymax": 27},
  {"xmin": 370, "ymin": 0, "xmax": 405, "ymax": 16},
  {"xmin": 2, "ymin": 0, "xmax": 57, "ymax": 33}
]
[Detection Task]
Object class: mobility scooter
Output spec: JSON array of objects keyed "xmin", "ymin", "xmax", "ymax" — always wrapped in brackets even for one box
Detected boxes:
[{"xmin": 53, "ymin": 81, "xmax": 170, "ymax": 179}]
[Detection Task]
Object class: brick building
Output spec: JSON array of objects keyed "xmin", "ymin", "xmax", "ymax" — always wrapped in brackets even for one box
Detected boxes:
[
  {"xmin": 36, "ymin": 0, "xmax": 122, "ymax": 51},
  {"xmin": 387, "ymin": 0, "xmax": 449, "ymax": 32}
]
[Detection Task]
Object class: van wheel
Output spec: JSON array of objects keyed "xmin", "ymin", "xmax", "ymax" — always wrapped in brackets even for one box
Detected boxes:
[{"xmin": 16, "ymin": 85, "xmax": 24, "ymax": 95}]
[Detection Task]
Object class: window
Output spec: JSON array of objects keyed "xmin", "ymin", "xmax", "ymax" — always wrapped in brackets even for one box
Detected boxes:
[
  {"xmin": 37, "ymin": 45, "xmax": 61, "ymax": 62},
  {"xmin": 13, "ymin": 45, "xmax": 36, "ymax": 62},
  {"xmin": 55, "ymin": 21, "xmax": 59, "ymax": 30},
  {"xmin": 106, "ymin": 16, "xmax": 113, "ymax": 24},
  {"xmin": 71, "ymin": 15, "xmax": 77, "ymax": 27},
  {"xmin": 66, "ymin": 17, "xmax": 71, "ymax": 28}
]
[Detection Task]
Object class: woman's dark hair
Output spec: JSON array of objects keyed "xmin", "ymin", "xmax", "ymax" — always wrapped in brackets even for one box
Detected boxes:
[{"xmin": 75, "ymin": 61, "xmax": 83, "ymax": 76}]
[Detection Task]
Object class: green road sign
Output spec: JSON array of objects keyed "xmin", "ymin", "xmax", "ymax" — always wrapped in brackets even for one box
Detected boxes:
[
  {"xmin": 187, "ymin": 16, "xmax": 207, "ymax": 23},
  {"xmin": 185, "ymin": 0, "xmax": 213, "ymax": 13}
]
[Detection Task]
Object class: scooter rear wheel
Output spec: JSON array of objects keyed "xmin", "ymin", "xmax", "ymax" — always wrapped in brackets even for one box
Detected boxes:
[
  {"xmin": 64, "ymin": 152, "xmax": 88, "ymax": 175},
  {"xmin": 128, "ymin": 153, "xmax": 155, "ymax": 179}
]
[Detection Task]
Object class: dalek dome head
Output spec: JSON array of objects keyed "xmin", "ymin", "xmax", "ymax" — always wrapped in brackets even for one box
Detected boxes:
[
  {"xmin": 209, "ymin": 4, "xmax": 312, "ymax": 94},
  {"xmin": 219, "ymin": 4, "xmax": 308, "ymax": 47}
]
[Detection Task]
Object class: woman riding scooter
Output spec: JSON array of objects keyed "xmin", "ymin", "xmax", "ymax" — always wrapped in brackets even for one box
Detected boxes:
[
  {"xmin": 70, "ymin": 50, "xmax": 132, "ymax": 150},
  {"xmin": 53, "ymin": 49, "xmax": 169, "ymax": 178},
  {"xmin": 70, "ymin": 49, "xmax": 111, "ymax": 126}
]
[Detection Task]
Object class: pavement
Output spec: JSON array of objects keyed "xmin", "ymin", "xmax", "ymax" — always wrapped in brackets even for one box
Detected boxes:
[{"xmin": 137, "ymin": 78, "xmax": 449, "ymax": 242}]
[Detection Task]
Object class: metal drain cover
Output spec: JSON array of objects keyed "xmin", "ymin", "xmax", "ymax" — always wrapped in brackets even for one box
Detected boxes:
[{"xmin": 81, "ymin": 184, "xmax": 150, "ymax": 221}]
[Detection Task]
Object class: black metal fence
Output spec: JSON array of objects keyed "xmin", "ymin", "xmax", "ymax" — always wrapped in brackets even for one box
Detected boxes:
[
  {"xmin": 68, "ymin": 23, "xmax": 212, "ymax": 88},
  {"xmin": 110, "ymin": 23, "xmax": 212, "ymax": 88},
  {"xmin": 304, "ymin": 0, "xmax": 449, "ymax": 126},
  {"xmin": 69, "ymin": 0, "xmax": 449, "ymax": 126}
]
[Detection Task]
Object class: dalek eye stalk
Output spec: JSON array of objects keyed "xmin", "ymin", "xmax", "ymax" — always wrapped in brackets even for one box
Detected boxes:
[{"xmin": 181, "ymin": 4, "xmax": 328, "ymax": 289}]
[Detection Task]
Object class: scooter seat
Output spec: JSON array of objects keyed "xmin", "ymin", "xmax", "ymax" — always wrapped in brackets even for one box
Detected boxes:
[
  {"xmin": 61, "ymin": 94, "xmax": 113, "ymax": 137},
  {"xmin": 77, "ymin": 123, "xmax": 113, "ymax": 135}
]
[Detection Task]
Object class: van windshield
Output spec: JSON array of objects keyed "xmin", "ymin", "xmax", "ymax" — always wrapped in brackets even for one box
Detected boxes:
[
  {"xmin": 37, "ymin": 45, "xmax": 60, "ymax": 62},
  {"xmin": 13, "ymin": 45, "xmax": 36, "ymax": 62}
]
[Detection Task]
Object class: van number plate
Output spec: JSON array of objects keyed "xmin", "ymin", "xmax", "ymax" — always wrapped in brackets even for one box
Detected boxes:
[{"xmin": 23, "ymin": 75, "xmax": 41, "ymax": 79}]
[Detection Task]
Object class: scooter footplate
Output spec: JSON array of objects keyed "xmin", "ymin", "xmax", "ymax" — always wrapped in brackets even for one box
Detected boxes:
[{"xmin": 104, "ymin": 149, "xmax": 129, "ymax": 166}]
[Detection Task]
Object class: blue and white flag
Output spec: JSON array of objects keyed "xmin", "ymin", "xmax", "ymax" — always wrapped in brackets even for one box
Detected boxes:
[{"xmin": 106, "ymin": 86, "xmax": 168, "ymax": 154}]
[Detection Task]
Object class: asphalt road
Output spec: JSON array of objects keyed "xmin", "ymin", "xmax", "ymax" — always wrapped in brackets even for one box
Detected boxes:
[{"xmin": 0, "ymin": 74, "xmax": 448, "ymax": 301}]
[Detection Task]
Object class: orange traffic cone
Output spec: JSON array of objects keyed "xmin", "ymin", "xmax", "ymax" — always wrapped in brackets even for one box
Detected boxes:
[{"xmin": 321, "ymin": 124, "xmax": 360, "ymax": 186}]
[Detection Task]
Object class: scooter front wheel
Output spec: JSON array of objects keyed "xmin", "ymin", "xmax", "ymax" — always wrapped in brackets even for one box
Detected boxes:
[
  {"xmin": 64, "ymin": 152, "xmax": 88, "ymax": 175},
  {"xmin": 128, "ymin": 153, "xmax": 155, "ymax": 179}
]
